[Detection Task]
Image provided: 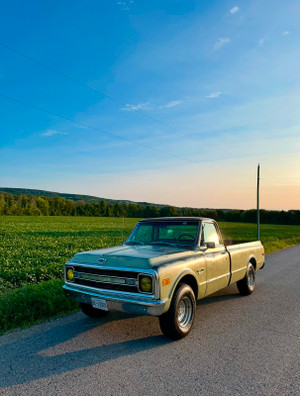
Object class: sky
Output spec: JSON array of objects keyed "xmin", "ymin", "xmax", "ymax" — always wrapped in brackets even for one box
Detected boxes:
[{"xmin": 0, "ymin": 0, "xmax": 299, "ymax": 210}]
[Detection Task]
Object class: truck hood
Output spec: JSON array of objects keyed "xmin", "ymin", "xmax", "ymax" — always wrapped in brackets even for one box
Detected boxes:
[{"xmin": 69, "ymin": 244, "xmax": 198, "ymax": 269}]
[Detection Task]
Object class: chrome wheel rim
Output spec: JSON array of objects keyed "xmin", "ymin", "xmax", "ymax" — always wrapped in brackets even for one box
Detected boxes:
[
  {"xmin": 178, "ymin": 296, "xmax": 193, "ymax": 328},
  {"xmin": 248, "ymin": 266, "xmax": 255, "ymax": 289}
]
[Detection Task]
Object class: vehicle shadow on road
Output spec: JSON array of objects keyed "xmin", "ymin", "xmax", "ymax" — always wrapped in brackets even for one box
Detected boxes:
[
  {"xmin": 0, "ymin": 284, "xmax": 244, "ymax": 390},
  {"xmin": 0, "ymin": 311, "xmax": 170, "ymax": 389}
]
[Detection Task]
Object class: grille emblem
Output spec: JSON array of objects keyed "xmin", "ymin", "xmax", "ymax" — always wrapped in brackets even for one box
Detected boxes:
[{"xmin": 97, "ymin": 258, "xmax": 107, "ymax": 264}]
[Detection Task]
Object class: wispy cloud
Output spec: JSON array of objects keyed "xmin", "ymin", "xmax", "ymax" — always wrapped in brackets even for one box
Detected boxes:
[
  {"xmin": 259, "ymin": 38, "xmax": 264, "ymax": 45},
  {"xmin": 159, "ymin": 100, "xmax": 183, "ymax": 109},
  {"xmin": 116, "ymin": 1, "xmax": 133, "ymax": 11},
  {"xmin": 206, "ymin": 91, "xmax": 221, "ymax": 99},
  {"xmin": 121, "ymin": 102, "xmax": 152, "ymax": 111},
  {"xmin": 282, "ymin": 31, "xmax": 290, "ymax": 36},
  {"xmin": 214, "ymin": 38, "xmax": 230, "ymax": 51},
  {"xmin": 230, "ymin": 6, "xmax": 240, "ymax": 14},
  {"xmin": 41, "ymin": 129, "xmax": 68, "ymax": 137}
]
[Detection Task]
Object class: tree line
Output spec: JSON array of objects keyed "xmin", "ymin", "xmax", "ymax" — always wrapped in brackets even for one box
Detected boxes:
[{"xmin": 0, "ymin": 192, "xmax": 299, "ymax": 225}]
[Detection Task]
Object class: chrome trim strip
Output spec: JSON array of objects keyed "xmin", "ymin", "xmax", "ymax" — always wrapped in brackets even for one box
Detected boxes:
[
  {"xmin": 231, "ymin": 268, "xmax": 246, "ymax": 273},
  {"xmin": 65, "ymin": 280, "xmax": 157, "ymax": 301},
  {"xmin": 206, "ymin": 273, "xmax": 230, "ymax": 284}
]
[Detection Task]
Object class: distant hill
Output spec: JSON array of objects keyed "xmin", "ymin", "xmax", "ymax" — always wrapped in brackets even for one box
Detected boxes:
[{"xmin": 0, "ymin": 187, "xmax": 167, "ymax": 208}]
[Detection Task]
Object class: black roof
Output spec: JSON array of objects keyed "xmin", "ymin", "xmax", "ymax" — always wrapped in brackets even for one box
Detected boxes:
[{"xmin": 139, "ymin": 217, "xmax": 213, "ymax": 222}]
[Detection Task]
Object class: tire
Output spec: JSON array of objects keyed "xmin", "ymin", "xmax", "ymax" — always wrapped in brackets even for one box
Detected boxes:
[
  {"xmin": 80, "ymin": 302, "xmax": 109, "ymax": 318},
  {"xmin": 237, "ymin": 262, "xmax": 256, "ymax": 295},
  {"xmin": 159, "ymin": 283, "xmax": 196, "ymax": 340}
]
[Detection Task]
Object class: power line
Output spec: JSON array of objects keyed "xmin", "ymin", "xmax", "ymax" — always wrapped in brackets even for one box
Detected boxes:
[
  {"xmin": 0, "ymin": 92, "xmax": 197, "ymax": 164},
  {"xmin": 0, "ymin": 41, "xmax": 190, "ymax": 138}
]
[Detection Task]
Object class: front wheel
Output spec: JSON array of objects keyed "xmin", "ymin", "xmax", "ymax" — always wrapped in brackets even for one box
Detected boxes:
[
  {"xmin": 159, "ymin": 283, "xmax": 196, "ymax": 340},
  {"xmin": 80, "ymin": 303, "xmax": 109, "ymax": 318},
  {"xmin": 237, "ymin": 262, "xmax": 256, "ymax": 295}
]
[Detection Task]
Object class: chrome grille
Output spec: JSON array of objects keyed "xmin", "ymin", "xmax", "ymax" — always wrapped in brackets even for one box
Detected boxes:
[{"xmin": 71, "ymin": 265, "xmax": 140, "ymax": 293}]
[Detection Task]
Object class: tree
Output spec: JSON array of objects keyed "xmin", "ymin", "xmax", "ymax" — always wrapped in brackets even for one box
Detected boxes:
[
  {"xmin": 100, "ymin": 200, "xmax": 107, "ymax": 216},
  {"xmin": 36, "ymin": 197, "xmax": 50, "ymax": 215},
  {"xmin": 0, "ymin": 194, "xmax": 5, "ymax": 215}
]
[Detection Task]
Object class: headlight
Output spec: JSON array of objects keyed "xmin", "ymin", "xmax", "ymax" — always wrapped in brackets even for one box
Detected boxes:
[
  {"xmin": 139, "ymin": 275, "xmax": 152, "ymax": 293},
  {"xmin": 66, "ymin": 268, "xmax": 74, "ymax": 281}
]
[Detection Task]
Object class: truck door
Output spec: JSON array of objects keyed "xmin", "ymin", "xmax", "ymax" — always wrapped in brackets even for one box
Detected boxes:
[{"xmin": 201, "ymin": 222, "xmax": 230, "ymax": 295}]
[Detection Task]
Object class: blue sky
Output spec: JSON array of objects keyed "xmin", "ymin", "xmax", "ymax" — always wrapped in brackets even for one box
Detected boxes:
[{"xmin": 0, "ymin": 0, "xmax": 299, "ymax": 210}]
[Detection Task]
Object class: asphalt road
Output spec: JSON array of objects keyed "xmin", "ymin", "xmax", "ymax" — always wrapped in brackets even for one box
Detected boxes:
[{"xmin": 1, "ymin": 245, "xmax": 299, "ymax": 396}]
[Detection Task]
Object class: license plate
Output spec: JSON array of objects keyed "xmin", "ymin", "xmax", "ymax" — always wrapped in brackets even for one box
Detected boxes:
[{"xmin": 91, "ymin": 297, "xmax": 108, "ymax": 311}]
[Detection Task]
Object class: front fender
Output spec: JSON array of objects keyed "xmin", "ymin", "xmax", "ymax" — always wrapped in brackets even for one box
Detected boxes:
[{"xmin": 162, "ymin": 268, "xmax": 198, "ymax": 313}]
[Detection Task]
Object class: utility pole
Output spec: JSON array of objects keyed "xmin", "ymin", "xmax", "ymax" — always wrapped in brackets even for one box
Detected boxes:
[{"xmin": 257, "ymin": 163, "xmax": 260, "ymax": 240}]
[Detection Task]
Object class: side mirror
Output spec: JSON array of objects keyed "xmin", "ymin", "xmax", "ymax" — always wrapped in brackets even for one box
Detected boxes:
[{"xmin": 206, "ymin": 241, "xmax": 216, "ymax": 249}]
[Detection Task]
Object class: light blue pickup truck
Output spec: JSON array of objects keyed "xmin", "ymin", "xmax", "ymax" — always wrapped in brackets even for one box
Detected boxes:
[{"xmin": 64, "ymin": 217, "xmax": 265, "ymax": 339}]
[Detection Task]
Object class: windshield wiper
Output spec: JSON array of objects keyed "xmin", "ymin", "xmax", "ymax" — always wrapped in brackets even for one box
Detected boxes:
[{"xmin": 125, "ymin": 241, "xmax": 145, "ymax": 245}]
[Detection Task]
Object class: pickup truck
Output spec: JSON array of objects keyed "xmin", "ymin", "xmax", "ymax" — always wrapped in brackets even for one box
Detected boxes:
[{"xmin": 63, "ymin": 217, "xmax": 265, "ymax": 340}]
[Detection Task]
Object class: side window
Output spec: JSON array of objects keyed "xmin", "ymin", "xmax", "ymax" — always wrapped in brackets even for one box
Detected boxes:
[{"xmin": 202, "ymin": 223, "xmax": 221, "ymax": 245}]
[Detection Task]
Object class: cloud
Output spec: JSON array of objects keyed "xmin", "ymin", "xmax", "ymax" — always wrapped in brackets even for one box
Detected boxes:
[
  {"xmin": 75, "ymin": 124, "xmax": 88, "ymax": 130},
  {"xmin": 282, "ymin": 31, "xmax": 290, "ymax": 36},
  {"xmin": 206, "ymin": 91, "xmax": 221, "ymax": 99},
  {"xmin": 159, "ymin": 100, "xmax": 183, "ymax": 109},
  {"xmin": 214, "ymin": 38, "xmax": 230, "ymax": 51},
  {"xmin": 259, "ymin": 38, "xmax": 264, "ymax": 45},
  {"xmin": 41, "ymin": 129, "xmax": 68, "ymax": 137},
  {"xmin": 230, "ymin": 6, "xmax": 240, "ymax": 14},
  {"xmin": 121, "ymin": 102, "xmax": 152, "ymax": 111},
  {"xmin": 116, "ymin": 0, "xmax": 133, "ymax": 11},
  {"xmin": 122, "ymin": 100, "xmax": 183, "ymax": 112}
]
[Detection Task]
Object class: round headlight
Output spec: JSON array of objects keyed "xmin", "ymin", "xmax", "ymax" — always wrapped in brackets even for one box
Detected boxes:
[
  {"xmin": 66, "ymin": 268, "xmax": 74, "ymax": 281},
  {"xmin": 139, "ymin": 276, "xmax": 152, "ymax": 293}
]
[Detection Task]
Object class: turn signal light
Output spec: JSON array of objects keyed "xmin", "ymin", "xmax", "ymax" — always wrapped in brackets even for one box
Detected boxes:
[{"xmin": 162, "ymin": 278, "xmax": 170, "ymax": 286}]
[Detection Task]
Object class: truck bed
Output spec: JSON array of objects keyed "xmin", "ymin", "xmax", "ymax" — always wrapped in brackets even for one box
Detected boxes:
[{"xmin": 226, "ymin": 240, "xmax": 265, "ymax": 284}]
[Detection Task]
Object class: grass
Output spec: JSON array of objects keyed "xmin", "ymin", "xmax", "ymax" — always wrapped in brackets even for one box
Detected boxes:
[
  {"xmin": 1, "ymin": 216, "xmax": 299, "ymax": 334},
  {"xmin": 0, "ymin": 280, "xmax": 78, "ymax": 334},
  {"xmin": 218, "ymin": 222, "xmax": 300, "ymax": 253}
]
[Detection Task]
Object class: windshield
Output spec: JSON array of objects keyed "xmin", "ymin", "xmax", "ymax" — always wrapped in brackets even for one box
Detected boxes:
[{"xmin": 126, "ymin": 221, "xmax": 200, "ymax": 247}]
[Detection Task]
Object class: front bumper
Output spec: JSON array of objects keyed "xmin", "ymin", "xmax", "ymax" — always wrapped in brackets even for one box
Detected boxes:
[{"xmin": 63, "ymin": 284, "xmax": 166, "ymax": 316}]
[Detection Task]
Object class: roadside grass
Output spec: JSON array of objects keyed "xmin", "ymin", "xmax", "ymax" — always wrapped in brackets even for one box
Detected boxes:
[
  {"xmin": 0, "ymin": 280, "xmax": 78, "ymax": 335},
  {"xmin": 1, "ymin": 216, "xmax": 299, "ymax": 334}
]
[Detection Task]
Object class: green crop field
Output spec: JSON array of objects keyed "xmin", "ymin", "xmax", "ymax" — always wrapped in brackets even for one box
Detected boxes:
[
  {"xmin": 1, "ymin": 216, "xmax": 300, "ymax": 333},
  {"xmin": 0, "ymin": 216, "xmax": 137, "ymax": 292}
]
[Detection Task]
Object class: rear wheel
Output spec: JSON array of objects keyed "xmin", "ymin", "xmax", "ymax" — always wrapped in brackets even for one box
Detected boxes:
[
  {"xmin": 237, "ymin": 262, "xmax": 256, "ymax": 295},
  {"xmin": 159, "ymin": 283, "xmax": 196, "ymax": 340},
  {"xmin": 80, "ymin": 302, "xmax": 109, "ymax": 318}
]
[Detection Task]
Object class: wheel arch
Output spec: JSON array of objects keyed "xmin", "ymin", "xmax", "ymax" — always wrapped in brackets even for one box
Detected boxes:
[
  {"xmin": 169, "ymin": 270, "xmax": 198, "ymax": 301},
  {"xmin": 249, "ymin": 256, "xmax": 257, "ymax": 270}
]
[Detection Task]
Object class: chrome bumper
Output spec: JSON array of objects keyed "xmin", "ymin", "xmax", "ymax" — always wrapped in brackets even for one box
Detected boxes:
[{"xmin": 63, "ymin": 284, "xmax": 166, "ymax": 316}]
